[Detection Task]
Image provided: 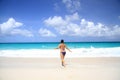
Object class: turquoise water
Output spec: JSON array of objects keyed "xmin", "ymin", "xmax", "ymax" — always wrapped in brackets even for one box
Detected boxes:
[{"xmin": 0, "ymin": 42, "xmax": 120, "ymax": 50}]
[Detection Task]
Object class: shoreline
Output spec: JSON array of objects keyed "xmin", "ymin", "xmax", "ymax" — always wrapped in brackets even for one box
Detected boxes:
[{"xmin": 1, "ymin": 57, "xmax": 120, "ymax": 63}]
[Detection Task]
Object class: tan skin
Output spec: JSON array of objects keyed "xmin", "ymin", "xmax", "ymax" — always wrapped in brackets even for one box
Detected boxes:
[{"xmin": 55, "ymin": 43, "xmax": 71, "ymax": 67}]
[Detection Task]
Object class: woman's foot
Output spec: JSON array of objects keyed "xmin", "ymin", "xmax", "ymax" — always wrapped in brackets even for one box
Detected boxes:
[{"xmin": 62, "ymin": 61, "xmax": 65, "ymax": 67}]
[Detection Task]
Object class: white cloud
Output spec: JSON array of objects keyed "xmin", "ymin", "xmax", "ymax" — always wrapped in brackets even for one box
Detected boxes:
[
  {"xmin": 39, "ymin": 28, "xmax": 56, "ymax": 37},
  {"xmin": 62, "ymin": 0, "xmax": 80, "ymax": 13},
  {"xmin": 65, "ymin": 12, "xmax": 80, "ymax": 22},
  {"xmin": 0, "ymin": 18, "xmax": 33, "ymax": 37},
  {"xmin": 0, "ymin": 18, "xmax": 23, "ymax": 34},
  {"xmin": 11, "ymin": 29, "xmax": 33, "ymax": 37},
  {"xmin": 44, "ymin": 13, "xmax": 120, "ymax": 37},
  {"xmin": 44, "ymin": 12, "xmax": 79, "ymax": 23},
  {"xmin": 79, "ymin": 20, "xmax": 120, "ymax": 37},
  {"xmin": 44, "ymin": 16, "xmax": 67, "ymax": 27},
  {"xmin": 44, "ymin": 13, "xmax": 80, "ymax": 35}
]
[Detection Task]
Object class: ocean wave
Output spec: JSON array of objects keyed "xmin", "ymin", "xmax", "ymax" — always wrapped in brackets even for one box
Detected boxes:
[{"xmin": 0, "ymin": 47, "xmax": 120, "ymax": 57}]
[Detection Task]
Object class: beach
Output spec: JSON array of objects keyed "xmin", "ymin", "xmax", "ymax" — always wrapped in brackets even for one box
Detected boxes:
[{"xmin": 0, "ymin": 57, "xmax": 120, "ymax": 80}]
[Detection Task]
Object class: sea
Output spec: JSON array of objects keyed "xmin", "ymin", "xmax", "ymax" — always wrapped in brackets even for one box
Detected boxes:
[{"xmin": 0, "ymin": 42, "xmax": 120, "ymax": 57}]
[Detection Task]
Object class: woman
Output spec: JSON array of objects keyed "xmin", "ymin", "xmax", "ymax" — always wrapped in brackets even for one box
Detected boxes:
[{"xmin": 55, "ymin": 39, "xmax": 72, "ymax": 67}]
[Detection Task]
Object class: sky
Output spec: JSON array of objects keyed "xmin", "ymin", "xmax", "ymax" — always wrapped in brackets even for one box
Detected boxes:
[{"xmin": 0, "ymin": 0, "xmax": 120, "ymax": 42}]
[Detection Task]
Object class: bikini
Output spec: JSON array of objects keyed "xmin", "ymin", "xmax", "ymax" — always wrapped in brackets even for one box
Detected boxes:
[
  {"xmin": 60, "ymin": 46, "xmax": 66, "ymax": 56},
  {"xmin": 61, "ymin": 52, "xmax": 66, "ymax": 56}
]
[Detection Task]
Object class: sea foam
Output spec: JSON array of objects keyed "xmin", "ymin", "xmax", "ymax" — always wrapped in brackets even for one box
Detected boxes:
[{"xmin": 0, "ymin": 47, "xmax": 120, "ymax": 57}]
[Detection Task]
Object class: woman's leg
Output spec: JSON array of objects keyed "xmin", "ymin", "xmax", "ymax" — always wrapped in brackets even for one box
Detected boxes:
[{"xmin": 60, "ymin": 53, "xmax": 65, "ymax": 66}]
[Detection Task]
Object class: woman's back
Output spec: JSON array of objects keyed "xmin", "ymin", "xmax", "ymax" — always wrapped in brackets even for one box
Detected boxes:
[{"xmin": 59, "ymin": 43, "xmax": 66, "ymax": 52}]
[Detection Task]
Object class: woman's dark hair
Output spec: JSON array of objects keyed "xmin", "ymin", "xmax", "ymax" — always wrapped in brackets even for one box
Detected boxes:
[{"xmin": 61, "ymin": 39, "xmax": 64, "ymax": 43}]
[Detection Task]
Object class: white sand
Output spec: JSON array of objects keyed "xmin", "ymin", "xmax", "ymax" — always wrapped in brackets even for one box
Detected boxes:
[{"xmin": 0, "ymin": 57, "xmax": 120, "ymax": 80}]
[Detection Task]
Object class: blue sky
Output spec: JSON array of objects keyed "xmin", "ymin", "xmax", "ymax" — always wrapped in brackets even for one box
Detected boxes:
[{"xmin": 0, "ymin": 0, "xmax": 120, "ymax": 42}]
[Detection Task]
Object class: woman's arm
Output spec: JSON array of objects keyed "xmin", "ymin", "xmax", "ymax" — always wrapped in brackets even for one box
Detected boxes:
[
  {"xmin": 54, "ymin": 44, "xmax": 60, "ymax": 49},
  {"xmin": 65, "ymin": 45, "xmax": 72, "ymax": 52}
]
